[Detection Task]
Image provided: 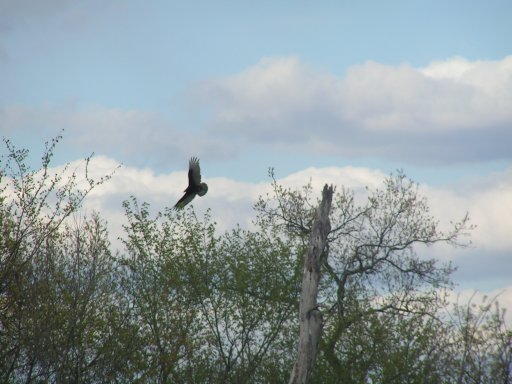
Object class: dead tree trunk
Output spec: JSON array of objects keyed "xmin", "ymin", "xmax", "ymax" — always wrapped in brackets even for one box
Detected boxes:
[{"xmin": 289, "ymin": 184, "xmax": 333, "ymax": 384}]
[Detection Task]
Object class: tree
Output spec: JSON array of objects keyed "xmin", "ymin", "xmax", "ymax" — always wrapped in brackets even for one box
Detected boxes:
[
  {"xmin": 447, "ymin": 294, "xmax": 512, "ymax": 384},
  {"xmin": 0, "ymin": 135, "xmax": 122, "ymax": 383},
  {"xmin": 254, "ymin": 170, "xmax": 472, "ymax": 382},
  {"xmin": 4, "ymin": 135, "xmax": 492, "ymax": 383},
  {"xmin": 120, "ymin": 199, "xmax": 300, "ymax": 383},
  {"xmin": 289, "ymin": 184, "xmax": 333, "ymax": 384}
]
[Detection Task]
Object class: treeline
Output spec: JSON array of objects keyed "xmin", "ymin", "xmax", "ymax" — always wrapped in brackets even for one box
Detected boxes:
[{"xmin": 1, "ymin": 137, "xmax": 511, "ymax": 383}]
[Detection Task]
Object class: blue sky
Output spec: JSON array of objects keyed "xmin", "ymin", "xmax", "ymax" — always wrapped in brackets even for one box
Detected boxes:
[
  {"xmin": 0, "ymin": 0, "xmax": 512, "ymax": 174},
  {"xmin": 1, "ymin": 0, "xmax": 512, "ymax": 303},
  {"xmin": 2, "ymin": 0, "xmax": 512, "ymax": 181}
]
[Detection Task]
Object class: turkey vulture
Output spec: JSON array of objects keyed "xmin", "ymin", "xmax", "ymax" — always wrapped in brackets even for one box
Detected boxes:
[{"xmin": 174, "ymin": 157, "xmax": 208, "ymax": 209}]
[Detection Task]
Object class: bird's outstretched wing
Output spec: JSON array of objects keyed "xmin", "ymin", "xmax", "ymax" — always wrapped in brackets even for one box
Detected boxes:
[
  {"xmin": 174, "ymin": 191, "xmax": 196, "ymax": 209},
  {"xmin": 188, "ymin": 157, "xmax": 202, "ymax": 187}
]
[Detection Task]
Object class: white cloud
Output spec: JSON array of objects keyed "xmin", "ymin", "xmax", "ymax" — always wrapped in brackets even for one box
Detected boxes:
[
  {"xmin": 3, "ymin": 56, "xmax": 511, "ymax": 166},
  {"xmin": 340, "ymin": 61, "xmax": 479, "ymax": 131},
  {"xmin": 413, "ymin": 167, "xmax": 512, "ymax": 292},
  {"xmin": 445, "ymin": 286, "xmax": 512, "ymax": 324},
  {"xmin": 197, "ymin": 57, "xmax": 341, "ymax": 141},
  {"xmin": 74, "ymin": 157, "xmax": 512, "ymax": 261},
  {"xmin": 71, "ymin": 159, "xmax": 387, "ymax": 249},
  {"xmin": 195, "ymin": 56, "xmax": 512, "ymax": 163},
  {"xmin": 4, "ymin": 152, "xmax": 508, "ymax": 298},
  {"xmin": 73, "ymin": 158, "xmax": 511, "ymax": 279},
  {"xmin": 424, "ymin": 167, "xmax": 512, "ymax": 252},
  {"xmin": 419, "ymin": 56, "xmax": 512, "ymax": 128},
  {"xmin": 279, "ymin": 165, "xmax": 384, "ymax": 193},
  {"xmin": 0, "ymin": 103, "xmax": 235, "ymax": 165}
]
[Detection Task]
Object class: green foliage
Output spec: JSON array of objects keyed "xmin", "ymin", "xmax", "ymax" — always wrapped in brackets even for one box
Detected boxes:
[
  {"xmin": 1, "ymin": 137, "xmax": 509, "ymax": 383},
  {"xmin": 120, "ymin": 198, "xmax": 299, "ymax": 383},
  {"xmin": 447, "ymin": 294, "xmax": 512, "ymax": 383},
  {"xmin": 0, "ymin": 135, "xmax": 125, "ymax": 383},
  {"xmin": 256, "ymin": 168, "xmax": 477, "ymax": 382}
]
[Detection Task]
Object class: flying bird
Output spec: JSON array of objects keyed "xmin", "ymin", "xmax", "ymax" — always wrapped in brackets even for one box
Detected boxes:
[{"xmin": 174, "ymin": 157, "xmax": 208, "ymax": 209}]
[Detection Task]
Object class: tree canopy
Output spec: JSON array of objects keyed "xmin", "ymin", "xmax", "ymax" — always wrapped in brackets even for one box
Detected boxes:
[{"xmin": 1, "ymin": 137, "xmax": 509, "ymax": 383}]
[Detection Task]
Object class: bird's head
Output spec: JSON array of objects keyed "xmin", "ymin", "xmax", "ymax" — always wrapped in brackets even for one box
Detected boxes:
[{"xmin": 198, "ymin": 183, "xmax": 208, "ymax": 196}]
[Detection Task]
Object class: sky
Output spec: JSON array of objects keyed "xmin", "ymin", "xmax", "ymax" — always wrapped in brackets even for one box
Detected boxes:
[{"xmin": 1, "ymin": 0, "xmax": 512, "ymax": 311}]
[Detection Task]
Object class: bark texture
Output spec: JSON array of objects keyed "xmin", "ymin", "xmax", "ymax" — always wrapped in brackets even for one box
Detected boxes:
[{"xmin": 289, "ymin": 184, "xmax": 333, "ymax": 384}]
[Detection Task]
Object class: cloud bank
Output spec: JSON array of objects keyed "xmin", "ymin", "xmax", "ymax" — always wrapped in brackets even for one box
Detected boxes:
[
  {"xmin": 0, "ymin": 103, "xmax": 235, "ymax": 166},
  {"xmin": 68, "ymin": 156, "xmax": 511, "ymax": 315},
  {"xmin": 2, "ymin": 56, "xmax": 511, "ymax": 167},
  {"xmin": 4, "ymin": 152, "xmax": 510, "ymax": 317},
  {"xmin": 196, "ymin": 56, "xmax": 512, "ymax": 164},
  {"xmin": 68, "ymin": 156, "xmax": 511, "ymax": 289}
]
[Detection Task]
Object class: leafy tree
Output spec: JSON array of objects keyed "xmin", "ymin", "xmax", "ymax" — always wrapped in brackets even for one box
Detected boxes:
[
  {"xmin": 120, "ymin": 198, "xmax": 300, "ymax": 383},
  {"xmin": 120, "ymin": 199, "xmax": 207, "ymax": 382},
  {"xmin": 447, "ymin": 294, "xmax": 512, "ymax": 384},
  {"xmin": 10, "ymin": 215, "xmax": 137, "ymax": 383},
  {"xmin": 7, "ymin": 136, "xmax": 512, "ymax": 384},
  {"xmin": 0, "ymin": 135, "xmax": 121, "ymax": 383},
  {"xmin": 254, "ymin": 170, "xmax": 473, "ymax": 381}
]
